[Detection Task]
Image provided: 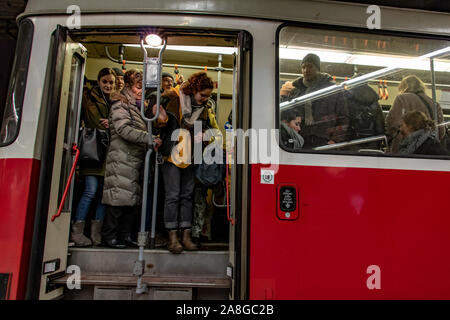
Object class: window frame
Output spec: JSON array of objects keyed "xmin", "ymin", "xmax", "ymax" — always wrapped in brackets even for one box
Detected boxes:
[
  {"xmin": 275, "ymin": 21, "xmax": 450, "ymax": 160},
  {"xmin": 0, "ymin": 19, "xmax": 34, "ymax": 147}
]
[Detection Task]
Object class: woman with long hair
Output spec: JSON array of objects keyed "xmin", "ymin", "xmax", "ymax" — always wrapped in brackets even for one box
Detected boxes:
[
  {"xmin": 71, "ymin": 68, "xmax": 116, "ymax": 247},
  {"xmin": 386, "ymin": 75, "xmax": 445, "ymax": 153},
  {"xmin": 156, "ymin": 71, "xmax": 219, "ymax": 253}
]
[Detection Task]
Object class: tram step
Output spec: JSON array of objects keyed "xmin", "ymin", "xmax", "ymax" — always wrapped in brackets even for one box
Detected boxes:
[
  {"xmin": 52, "ymin": 274, "xmax": 231, "ymax": 289},
  {"xmin": 67, "ymin": 248, "xmax": 229, "ymax": 278}
]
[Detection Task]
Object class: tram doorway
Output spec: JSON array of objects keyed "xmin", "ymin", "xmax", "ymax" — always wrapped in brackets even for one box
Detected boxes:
[{"xmin": 37, "ymin": 28, "xmax": 251, "ymax": 300}]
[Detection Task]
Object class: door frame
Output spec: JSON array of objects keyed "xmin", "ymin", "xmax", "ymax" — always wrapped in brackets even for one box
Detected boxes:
[{"xmin": 25, "ymin": 26, "xmax": 87, "ymax": 300}]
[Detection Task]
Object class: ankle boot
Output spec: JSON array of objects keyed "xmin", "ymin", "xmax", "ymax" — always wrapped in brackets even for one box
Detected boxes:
[
  {"xmin": 90, "ymin": 220, "xmax": 103, "ymax": 246},
  {"xmin": 70, "ymin": 221, "xmax": 92, "ymax": 247},
  {"xmin": 167, "ymin": 230, "xmax": 183, "ymax": 254},
  {"xmin": 181, "ymin": 229, "xmax": 198, "ymax": 251}
]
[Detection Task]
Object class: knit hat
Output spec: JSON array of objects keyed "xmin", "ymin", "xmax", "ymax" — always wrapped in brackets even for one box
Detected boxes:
[
  {"xmin": 112, "ymin": 68, "xmax": 124, "ymax": 77},
  {"xmin": 161, "ymin": 72, "xmax": 174, "ymax": 81},
  {"xmin": 301, "ymin": 53, "xmax": 320, "ymax": 71}
]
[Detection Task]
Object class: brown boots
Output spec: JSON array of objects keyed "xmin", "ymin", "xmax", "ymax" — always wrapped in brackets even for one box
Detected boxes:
[
  {"xmin": 71, "ymin": 220, "xmax": 103, "ymax": 247},
  {"xmin": 90, "ymin": 220, "xmax": 103, "ymax": 246},
  {"xmin": 181, "ymin": 229, "xmax": 198, "ymax": 251},
  {"xmin": 70, "ymin": 221, "xmax": 92, "ymax": 247},
  {"xmin": 168, "ymin": 230, "xmax": 183, "ymax": 254},
  {"xmin": 167, "ymin": 229, "xmax": 198, "ymax": 254}
]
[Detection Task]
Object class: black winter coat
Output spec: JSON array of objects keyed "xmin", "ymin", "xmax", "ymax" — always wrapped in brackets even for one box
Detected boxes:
[
  {"xmin": 286, "ymin": 73, "xmax": 350, "ymax": 148},
  {"xmin": 344, "ymin": 84, "xmax": 384, "ymax": 140},
  {"xmin": 414, "ymin": 138, "xmax": 448, "ymax": 156}
]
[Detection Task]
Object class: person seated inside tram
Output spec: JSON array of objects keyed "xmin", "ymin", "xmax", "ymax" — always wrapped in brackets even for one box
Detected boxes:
[
  {"xmin": 70, "ymin": 68, "xmax": 116, "ymax": 247},
  {"xmin": 280, "ymin": 109, "xmax": 304, "ymax": 150},
  {"xmin": 398, "ymin": 111, "xmax": 448, "ymax": 156},
  {"xmin": 386, "ymin": 75, "xmax": 446, "ymax": 153},
  {"xmin": 281, "ymin": 53, "xmax": 349, "ymax": 148}
]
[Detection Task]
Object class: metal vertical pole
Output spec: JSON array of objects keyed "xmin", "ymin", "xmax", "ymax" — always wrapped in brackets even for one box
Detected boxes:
[
  {"xmin": 149, "ymin": 155, "xmax": 160, "ymax": 248},
  {"xmin": 430, "ymin": 58, "xmax": 439, "ymax": 138},
  {"xmin": 229, "ymin": 53, "xmax": 238, "ymax": 223},
  {"xmin": 216, "ymin": 54, "xmax": 223, "ymax": 115},
  {"xmin": 135, "ymin": 39, "xmax": 166, "ymax": 294}
]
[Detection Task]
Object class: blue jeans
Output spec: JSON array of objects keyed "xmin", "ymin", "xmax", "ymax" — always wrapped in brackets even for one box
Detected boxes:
[{"xmin": 75, "ymin": 176, "xmax": 105, "ymax": 221}]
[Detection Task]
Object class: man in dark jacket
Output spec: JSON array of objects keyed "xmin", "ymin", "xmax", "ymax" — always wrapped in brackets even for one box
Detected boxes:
[{"xmin": 284, "ymin": 53, "xmax": 350, "ymax": 149}]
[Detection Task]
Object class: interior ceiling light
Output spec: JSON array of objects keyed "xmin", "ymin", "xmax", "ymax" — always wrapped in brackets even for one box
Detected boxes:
[
  {"xmin": 279, "ymin": 46, "xmax": 450, "ymax": 72},
  {"xmin": 124, "ymin": 44, "xmax": 237, "ymax": 55},
  {"xmin": 145, "ymin": 34, "xmax": 163, "ymax": 47}
]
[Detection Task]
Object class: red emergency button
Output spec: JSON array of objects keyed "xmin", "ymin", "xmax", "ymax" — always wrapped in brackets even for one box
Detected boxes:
[{"xmin": 277, "ymin": 184, "xmax": 299, "ymax": 220}]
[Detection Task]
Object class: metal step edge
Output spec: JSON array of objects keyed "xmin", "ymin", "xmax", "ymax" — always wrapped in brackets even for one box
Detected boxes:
[
  {"xmin": 53, "ymin": 274, "xmax": 231, "ymax": 288},
  {"xmin": 69, "ymin": 248, "xmax": 228, "ymax": 254}
]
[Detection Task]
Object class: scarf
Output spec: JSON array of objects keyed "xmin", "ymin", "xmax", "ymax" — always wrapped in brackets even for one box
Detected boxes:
[
  {"xmin": 179, "ymin": 90, "xmax": 205, "ymax": 128},
  {"xmin": 399, "ymin": 129, "xmax": 435, "ymax": 154},
  {"xmin": 302, "ymin": 76, "xmax": 322, "ymax": 126}
]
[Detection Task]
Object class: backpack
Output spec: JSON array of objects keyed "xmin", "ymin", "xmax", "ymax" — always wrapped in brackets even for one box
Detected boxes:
[
  {"xmin": 345, "ymin": 85, "xmax": 384, "ymax": 140},
  {"xmin": 195, "ymin": 149, "xmax": 225, "ymax": 188},
  {"xmin": 350, "ymin": 103, "xmax": 376, "ymax": 138}
]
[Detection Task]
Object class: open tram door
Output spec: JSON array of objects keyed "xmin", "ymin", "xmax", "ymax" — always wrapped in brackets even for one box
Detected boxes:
[
  {"xmin": 26, "ymin": 26, "xmax": 87, "ymax": 300},
  {"xmin": 228, "ymin": 31, "xmax": 252, "ymax": 300}
]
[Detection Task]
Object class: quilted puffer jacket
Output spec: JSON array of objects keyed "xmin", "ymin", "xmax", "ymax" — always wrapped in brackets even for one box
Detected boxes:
[{"xmin": 102, "ymin": 87, "xmax": 148, "ymax": 206}]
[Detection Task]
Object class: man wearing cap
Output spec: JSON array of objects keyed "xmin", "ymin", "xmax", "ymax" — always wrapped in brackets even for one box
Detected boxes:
[
  {"xmin": 113, "ymin": 68, "xmax": 125, "ymax": 92},
  {"xmin": 161, "ymin": 72, "xmax": 175, "ymax": 93},
  {"xmin": 283, "ymin": 53, "xmax": 349, "ymax": 148},
  {"xmin": 144, "ymin": 72, "xmax": 177, "ymax": 112}
]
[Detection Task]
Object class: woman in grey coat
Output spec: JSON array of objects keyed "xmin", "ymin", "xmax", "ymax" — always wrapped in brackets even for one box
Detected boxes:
[{"xmin": 101, "ymin": 70, "xmax": 148, "ymax": 248}]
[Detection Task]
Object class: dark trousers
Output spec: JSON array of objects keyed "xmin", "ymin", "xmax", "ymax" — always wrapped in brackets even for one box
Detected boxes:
[
  {"xmin": 102, "ymin": 205, "xmax": 139, "ymax": 242},
  {"xmin": 161, "ymin": 162, "xmax": 195, "ymax": 230}
]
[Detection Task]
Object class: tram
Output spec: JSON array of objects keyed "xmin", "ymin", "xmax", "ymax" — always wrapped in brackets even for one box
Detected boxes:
[{"xmin": 1, "ymin": 0, "xmax": 449, "ymax": 300}]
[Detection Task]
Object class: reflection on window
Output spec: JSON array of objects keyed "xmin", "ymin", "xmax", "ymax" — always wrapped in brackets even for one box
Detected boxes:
[
  {"xmin": 278, "ymin": 26, "xmax": 450, "ymax": 157},
  {"xmin": 0, "ymin": 20, "xmax": 34, "ymax": 146}
]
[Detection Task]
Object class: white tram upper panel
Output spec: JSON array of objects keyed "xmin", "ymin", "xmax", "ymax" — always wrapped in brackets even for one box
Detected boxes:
[{"xmin": 20, "ymin": 0, "xmax": 450, "ymax": 35}]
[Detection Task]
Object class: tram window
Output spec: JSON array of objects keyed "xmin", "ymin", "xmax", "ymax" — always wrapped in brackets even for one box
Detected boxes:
[
  {"xmin": 58, "ymin": 54, "xmax": 84, "ymax": 210},
  {"xmin": 277, "ymin": 25, "xmax": 450, "ymax": 158},
  {"xmin": 0, "ymin": 19, "xmax": 34, "ymax": 147}
]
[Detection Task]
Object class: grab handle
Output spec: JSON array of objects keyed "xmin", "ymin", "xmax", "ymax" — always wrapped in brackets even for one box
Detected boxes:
[{"xmin": 52, "ymin": 143, "xmax": 80, "ymax": 222}]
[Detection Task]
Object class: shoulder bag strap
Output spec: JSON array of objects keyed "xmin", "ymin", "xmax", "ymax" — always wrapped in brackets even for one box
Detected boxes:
[{"xmin": 415, "ymin": 93, "xmax": 434, "ymax": 120}]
